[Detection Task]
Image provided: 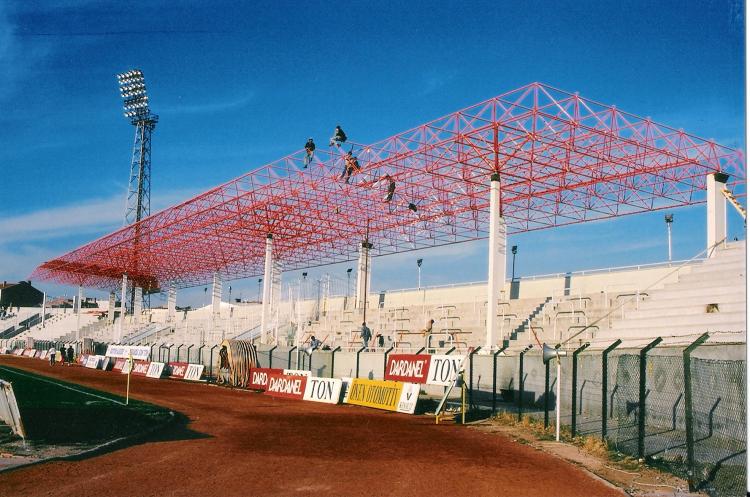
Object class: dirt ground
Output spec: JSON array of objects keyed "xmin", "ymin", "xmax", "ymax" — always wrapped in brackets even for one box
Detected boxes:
[
  {"xmin": 0, "ymin": 355, "xmax": 625, "ymax": 497},
  {"xmin": 473, "ymin": 424, "xmax": 702, "ymax": 497}
]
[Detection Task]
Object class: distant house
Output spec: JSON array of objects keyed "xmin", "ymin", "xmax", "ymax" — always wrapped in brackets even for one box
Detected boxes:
[{"xmin": 0, "ymin": 281, "xmax": 44, "ymax": 308}]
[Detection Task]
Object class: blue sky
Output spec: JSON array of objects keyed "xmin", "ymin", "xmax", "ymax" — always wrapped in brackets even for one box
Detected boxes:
[{"xmin": 0, "ymin": 0, "xmax": 745, "ymax": 305}]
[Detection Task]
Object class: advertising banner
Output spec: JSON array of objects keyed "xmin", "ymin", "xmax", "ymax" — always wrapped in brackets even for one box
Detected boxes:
[
  {"xmin": 397, "ymin": 382, "xmax": 420, "ymax": 414},
  {"xmin": 426, "ymin": 355, "xmax": 466, "ymax": 386},
  {"xmin": 146, "ymin": 362, "xmax": 166, "ymax": 379},
  {"xmin": 265, "ymin": 373, "xmax": 307, "ymax": 400},
  {"xmin": 283, "ymin": 369, "xmax": 311, "ymax": 377},
  {"xmin": 130, "ymin": 360, "xmax": 151, "ymax": 376},
  {"xmin": 113, "ymin": 358, "xmax": 127, "ymax": 372},
  {"xmin": 249, "ymin": 368, "xmax": 283, "ymax": 390},
  {"xmin": 105, "ymin": 345, "xmax": 150, "ymax": 361},
  {"xmin": 384, "ymin": 354, "xmax": 431, "ymax": 383},
  {"xmin": 345, "ymin": 379, "xmax": 404, "ymax": 412},
  {"xmin": 167, "ymin": 362, "xmax": 190, "ymax": 379},
  {"xmin": 184, "ymin": 364, "xmax": 204, "ymax": 381},
  {"xmin": 78, "ymin": 354, "xmax": 88, "ymax": 366},
  {"xmin": 38, "ymin": 351, "xmax": 48, "ymax": 360},
  {"xmin": 85, "ymin": 355, "xmax": 100, "ymax": 369},
  {"xmin": 303, "ymin": 377, "xmax": 342, "ymax": 404}
]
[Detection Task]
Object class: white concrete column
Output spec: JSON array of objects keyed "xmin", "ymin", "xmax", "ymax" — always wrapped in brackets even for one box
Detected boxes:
[
  {"xmin": 486, "ymin": 173, "xmax": 507, "ymax": 349},
  {"xmin": 41, "ymin": 292, "xmax": 46, "ymax": 328},
  {"xmin": 261, "ymin": 235, "xmax": 274, "ymax": 343},
  {"xmin": 211, "ymin": 272, "xmax": 222, "ymax": 343},
  {"xmin": 117, "ymin": 274, "xmax": 128, "ymax": 342},
  {"xmin": 76, "ymin": 285, "xmax": 83, "ymax": 340},
  {"xmin": 107, "ymin": 292, "xmax": 115, "ymax": 324},
  {"xmin": 167, "ymin": 284, "xmax": 176, "ymax": 323},
  {"xmin": 706, "ymin": 172, "xmax": 728, "ymax": 256},
  {"xmin": 271, "ymin": 260, "xmax": 283, "ymax": 343},
  {"xmin": 133, "ymin": 287, "xmax": 143, "ymax": 324},
  {"xmin": 355, "ymin": 242, "xmax": 372, "ymax": 309}
]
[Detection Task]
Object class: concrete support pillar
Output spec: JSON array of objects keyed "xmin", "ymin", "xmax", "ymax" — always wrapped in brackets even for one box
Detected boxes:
[
  {"xmin": 211, "ymin": 272, "xmax": 222, "ymax": 344},
  {"xmin": 75, "ymin": 285, "xmax": 83, "ymax": 340},
  {"xmin": 41, "ymin": 292, "xmax": 46, "ymax": 328},
  {"xmin": 117, "ymin": 274, "xmax": 127, "ymax": 342},
  {"xmin": 271, "ymin": 261, "xmax": 283, "ymax": 343},
  {"xmin": 261, "ymin": 235, "xmax": 274, "ymax": 343},
  {"xmin": 486, "ymin": 173, "xmax": 507, "ymax": 349},
  {"xmin": 167, "ymin": 284, "xmax": 176, "ymax": 323},
  {"xmin": 706, "ymin": 172, "xmax": 728, "ymax": 256},
  {"xmin": 107, "ymin": 292, "xmax": 115, "ymax": 324},
  {"xmin": 133, "ymin": 287, "xmax": 143, "ymax": 324},
  {"xmin": 355, "ymin": 242, "xmax": 372, "ymax": 310}
]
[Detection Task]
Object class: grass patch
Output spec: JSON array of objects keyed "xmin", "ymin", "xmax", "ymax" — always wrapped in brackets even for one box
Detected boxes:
[{"xmin": 0, "ymin": 365, "xmax": 172, "ymax": 444}]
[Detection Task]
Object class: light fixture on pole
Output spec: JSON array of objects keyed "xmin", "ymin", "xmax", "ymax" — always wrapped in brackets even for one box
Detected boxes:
[
  {"xmin": 257, "ymin": 278, "xmax": 262, "ymax": 302},
  {"xmin": 346, "ymin": 268, "xmax": 353, "ymax": 297},
  {"xmin": 511, "ymin": 245, "xmax": 518, "ymax": 281},
  {"xmin": 228, "ymin": 285, "xmax": 232, "ymax": 304},
  {"xmin": 664, "ymin": 214, "xmax": 674, "ymax": 263},
  {"xmin": 416, "ymin": 258, "xmax": 423, "ymax": 289},
  {"xmin": 116, "ymin": 69, "xmax": 158, "ymax": 311}
]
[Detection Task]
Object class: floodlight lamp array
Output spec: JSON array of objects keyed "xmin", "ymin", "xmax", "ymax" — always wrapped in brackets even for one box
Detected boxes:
[{"xmin": 116, "ymin": 69, "xmax": 152, "ymax": 121}]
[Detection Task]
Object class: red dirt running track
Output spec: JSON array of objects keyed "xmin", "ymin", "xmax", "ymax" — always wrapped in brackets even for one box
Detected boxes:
[{"xmin": 0, "ymin": 355, "xmax": 623, "ymax": 497}]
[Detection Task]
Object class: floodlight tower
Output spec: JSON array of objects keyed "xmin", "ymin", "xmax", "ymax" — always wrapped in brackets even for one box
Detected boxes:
[
  {"xmin": 117, "ymin": 69, "xmax": 158, "ymax": 225},
  {"xmin": 116, "ymin": 69, "xmax": 158, "ymax": 312}
]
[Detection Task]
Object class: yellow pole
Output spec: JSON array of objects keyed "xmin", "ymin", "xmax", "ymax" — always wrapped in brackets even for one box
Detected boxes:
[{"xmin": 126, "ymin": 352, "xmax": 132, "ymax": 405}]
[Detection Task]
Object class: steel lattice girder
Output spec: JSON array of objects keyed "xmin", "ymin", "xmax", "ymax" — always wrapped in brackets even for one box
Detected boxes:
[{"xmin": 31, "ymin": 82, "xmax": 745, "ymax": 290}]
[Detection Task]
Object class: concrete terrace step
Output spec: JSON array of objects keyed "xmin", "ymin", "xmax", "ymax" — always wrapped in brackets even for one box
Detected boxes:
[
  {"xmin": 611, "ymin": 311, "xmax": 745, "ymax": 330},
  {"xmin": 596, "ymin": 320, "xmax": 746, "ymax": 340},
  {"xmin": 645, "ymin": 285, "xmax": 744, "ymax": 301},
  {"xmin": 623, "ymin": 301, "xmax": 746, "ymax": 319}
]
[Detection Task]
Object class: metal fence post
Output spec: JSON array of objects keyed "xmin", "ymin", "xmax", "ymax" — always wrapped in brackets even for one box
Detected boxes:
[
  {"xmin": 330, "ymin": 346, "xmax": 341, "ymax": 378},
  {"xmin": 186, "ymin": 344, "xmax": 194, "ymax": 364},
  {"xmin": 197, "ymin": 345, "xmax": 205, "ymax": 367},
  {"xmin": 492, "ymin": 346, "xmax": 508, "ymax": 414},
  {"xmin": 638, "ymin": 337, "xmax": 662, "ymax": 459},
  {"xmin": 288, "ymin": 346, "xmax": 297, "ymax": 368},
  {"xmin": 383, "ymin": 345, "xmax": 395, "ymax": 378},
  {"xmin": 445, "ymin": 347, "xmax": 456, "ymax": 355},
  {"xmin": 518, "ymin": 345, "xmax": 533, "ymax": 421},
  {"xmin": 601, "ymin": 339, "xmax": 622, "ymax": 440},
  {"xmin": 208, "ymin": 345, "xmax": 218, "ymax": 382},
  {"xmin": 571, "ymin": 342, "xmax": 590, "ymax": 437},
  {"xmin": 176, "ymin": 344, "xmax": 184, "ymax": 362},
  {"xmin": 415, "ymin": 347, "xmax": 426, "ymax": 354},
  {"xmin": 683, "ymin": 332, "xmax": 710, "ymax": 492},
  {"xmin": 469, "ymin": 347, "xmax": 482, "ymax": 408},
  {"xmin": 544, "ymin": 357, "xmax": 550, "ymax": 428},
  {"xmin": 355, "ymin": 346, "xmax": 366, "ymax": 378},
  {"xmin": 268, "ymin": 345, "xmax": 278, "ymax": 369}
]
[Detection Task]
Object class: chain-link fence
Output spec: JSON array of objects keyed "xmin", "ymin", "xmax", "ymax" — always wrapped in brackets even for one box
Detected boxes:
[{"xmin": 469, "ymin": 339, "xmax": 746, "ymax": 497}]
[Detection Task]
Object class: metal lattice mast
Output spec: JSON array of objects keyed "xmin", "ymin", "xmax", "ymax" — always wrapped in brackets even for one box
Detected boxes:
[
  {"xmin": 117, "ymin": 69, "xmax": 158, "ymax": 225},
  {"xmin": 117, "ymin": 69, "xmax": 158, "ymax": 310}
]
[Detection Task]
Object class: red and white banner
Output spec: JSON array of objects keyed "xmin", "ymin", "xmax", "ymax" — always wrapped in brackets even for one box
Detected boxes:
[
  {"xmin": 23, "ymin": 349, "xmax": 36, "ymax": 358},
  {"xmin": 249, "ymin": 368, "xmax": 283, "ymax": 390},
  {"xmin": 130, "ymin": 360, "xmax": 151, "ymax": 376},
  {"xmin": 167, "ymin": 362, "xmax": 190, "ymax": 379},
  {"xmin": 13, "ymin": 349, "xmax": 23, "ymax": 356},
  {"xmin": 384, "ymin": 354, "xmax": 431, "ymax": 383},
  {"xmin": 265, "ymin": 373, "xmax": 307, "ymax": 400},
  {"xmin": 113, "ymin": 358, "xmax": 127, "ymax": 372},
  {"xmin": 78, "ymin": 354, "xmax": 89, "ymax": 365},
  {"xmin": 146, "ymin": 362, "xmax": 166, "ymax": 379},
  {"xmin": 38, "ymin": 351, "xmax": 48, "ymax": 360},
  {"xmin": 384, "ymin": 354, "xmax": 465, "ymax": 386},
  {"xmin": 105, "ymin": 345, "xmax": 150, "ymax": 361},
  {"xmin": 184, "ymin": 364, "xmax": 204, "ymax": 381},
  {"xmin": 303, "ymin": 377, "xmax": 342, "ymax": 404}
]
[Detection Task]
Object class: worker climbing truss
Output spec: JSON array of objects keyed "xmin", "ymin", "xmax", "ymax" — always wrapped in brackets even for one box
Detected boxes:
[{"xmin": 32, "ymin": 82, "xmax": 745, "ymax": 290}]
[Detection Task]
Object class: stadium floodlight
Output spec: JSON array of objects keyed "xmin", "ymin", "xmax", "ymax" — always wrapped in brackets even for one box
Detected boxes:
[{"xmin": 664, "ymin": 214, "xmax": 674, "ymax": 262}]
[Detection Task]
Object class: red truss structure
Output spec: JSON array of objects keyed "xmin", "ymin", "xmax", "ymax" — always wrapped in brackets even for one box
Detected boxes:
[{"xmin": 32, "ymin": 83, "xmax": 745, "ymax": 290}]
